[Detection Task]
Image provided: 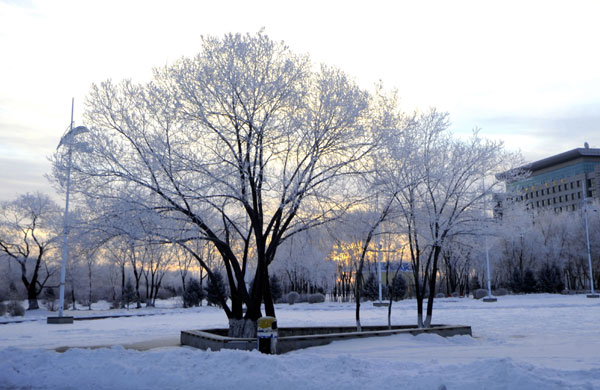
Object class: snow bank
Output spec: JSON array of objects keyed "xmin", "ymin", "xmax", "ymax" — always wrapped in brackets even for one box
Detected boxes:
[{"xmin": 1, "ymin": 294, "xmax": 599, "ymax": 389}]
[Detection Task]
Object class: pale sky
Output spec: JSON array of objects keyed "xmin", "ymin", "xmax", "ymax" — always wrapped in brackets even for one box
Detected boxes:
[{"xmin": 1, "ymin": 0, "xmax": 599, "ymax": 201}]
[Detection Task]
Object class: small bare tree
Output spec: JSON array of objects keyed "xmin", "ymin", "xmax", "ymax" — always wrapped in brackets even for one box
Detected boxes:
[{"xmin": 0, "ymin": 193, "xmax": 61, "ymax": 309}]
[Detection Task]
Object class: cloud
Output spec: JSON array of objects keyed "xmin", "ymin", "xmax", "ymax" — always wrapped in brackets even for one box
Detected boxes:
[{"xmin": 0, "ymin": 156, "xmax": 55, "ymax": 201}]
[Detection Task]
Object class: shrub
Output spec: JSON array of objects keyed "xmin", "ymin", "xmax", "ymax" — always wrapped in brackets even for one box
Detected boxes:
[
  {"xmin": 0, "ymin": 302, "xmax": 6, "ymax": 316},
  {"xmin": 361, "ymin": 272, "xmax": 379, "ymax": 301},
  {"xmin": 537, "ymin": 263, "xmax": 564, "ymax": 293},
  {"xmin": 183, "ymin": 278, "xmax": 205, "ymax": 308},
  {"xmin": 276, "ymin": 294, "xmax": 288, "ymax": 304},
  {"xmin": 511, "ymin": 268, "xmax": 537, "ymax": 293},
  {"xmin": 8, "ymin": 301, "xmax": 25, "ymax": 317},
  {"xmin": 522, "ymin": 269, "xmax": 537, "ymax": 293},
  {"xmin": 469, "ymin": 276, "xmax": 481, "ymax": 291},
  {"xmin": 390, "ymin": 273, "xmax": 408, "ymax": 301},
  {"xmin": 43, "ymin": 288, "xmax": 57, "ymax": 311},
  {"xmin": 287, "ymin": 291, "xmax": 299, "ymax": 305},
  {"xmin": 269, "ymin": 275, "xmax": 283, "ymax": 303},
  {"xmin": 493, "ymin": 288, "xmax": 509, "ymax": 296},
  {"xmin": 298, "ymin": 294, "xmax": 310, "ymax": 303},
  {"xmin": 123, "ymin": 278, "xmax": 136, "ymax": 309},
  {"xmin": 308, "ymin": 293, "xmax": 325, "ymax": 303},
  {"xmin": 206, "ymin": 272, "xmax": 228, "ymax": 307},
  {"xmin": 473, "ymin": 289, "xmax": 488, "ymax": 299}
]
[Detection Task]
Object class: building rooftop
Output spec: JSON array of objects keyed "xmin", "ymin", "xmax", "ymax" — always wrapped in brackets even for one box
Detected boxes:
[
  {"xmin": 498, "ymin": 144, "xmax": 600, "ymax": 181},
  {"xmin": 523, "ymin": 146, "xmax": 600, "ymax": 173}
]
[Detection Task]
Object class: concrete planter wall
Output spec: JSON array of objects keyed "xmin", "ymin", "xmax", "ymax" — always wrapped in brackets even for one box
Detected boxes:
[{"xmin": 181, "ymin": 324, "xmax": 472, "ymax": 354}]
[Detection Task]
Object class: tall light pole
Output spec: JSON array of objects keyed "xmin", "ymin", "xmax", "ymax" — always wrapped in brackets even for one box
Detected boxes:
[
  {"xmin": 373, "ymin": 171, "xmax": 388, "ymax": 307},
  {"xmin": 48, "ymin": 99, "xmax": 89, "ymax": 324},
  {"xmin": 583, "ymin": 175, "xmax": 599, "ymax": 298},
  {"xmin": 482, "ymin": 171, "xmax": 497, "ymax": 302}
]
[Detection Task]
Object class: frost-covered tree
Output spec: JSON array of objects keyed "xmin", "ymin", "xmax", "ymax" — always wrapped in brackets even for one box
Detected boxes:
[
  {"xmin": 385, "ymin": 110, "xmax": 515, "ymax": 328},
  {"xmin": 270, "ymin": 228, "xmax": 335, "ymax": 295},
  {"xmin": 0, "ymin": 193, "xmax": 61, "ymax": 310},
  {"xmin": 53, "ymin": 32, "xmax": 372, "ymax": 336}
]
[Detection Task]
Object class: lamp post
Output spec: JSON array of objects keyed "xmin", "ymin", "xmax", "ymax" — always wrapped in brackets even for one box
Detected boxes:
[
  {"xmin": 373, "ymin": 181, "xmax": 388, "ymax": 307},
  {"xmin": 48, "ymin": 99, "xmax": 89, "ymax": 324},
  {"xmin": 582, "ymin": 176, "xmax": 599, "ymax": 298},
  {"xmin": 482, "ymin": 172, "xmax": 497, "ymax": 302}
]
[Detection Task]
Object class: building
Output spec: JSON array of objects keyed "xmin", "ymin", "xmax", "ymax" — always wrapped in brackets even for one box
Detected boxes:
[{"xmin": 498, "ymin": 143, "xmax": 600, "ymax": 213}]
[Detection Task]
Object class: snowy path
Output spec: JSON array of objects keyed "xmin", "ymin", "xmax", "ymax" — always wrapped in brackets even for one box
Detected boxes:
[{"xmin": 1, "ymin": 294, "xmax": 599, "ymax": 389}]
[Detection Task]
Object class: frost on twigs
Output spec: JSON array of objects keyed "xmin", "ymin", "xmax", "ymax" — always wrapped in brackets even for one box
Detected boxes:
[{"xmin": 56, "ymin": 32, "xmax": 373, "ymax": 336}]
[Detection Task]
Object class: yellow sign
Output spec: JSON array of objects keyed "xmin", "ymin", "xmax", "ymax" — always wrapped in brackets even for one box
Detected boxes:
[{"xmin": 257, "ymin": 316, "xmax": 277, "ymax": 330}]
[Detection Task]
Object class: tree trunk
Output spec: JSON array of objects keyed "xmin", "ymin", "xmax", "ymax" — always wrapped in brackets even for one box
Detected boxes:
[
  {"xmin": 424, "ymin": 245, "xmax": 442, "ymax": 328},
  {"xmin": 27, "ymin": 290, "xmax": 39, "ymax": 310},
  {"xmin": 387, "ymin": 298, "xmax": 393, "ymax": 330},
  {"xmin": 228, "ymin": 318, "xmax": 257, "ymax": 338},
  {"xmin": 71, "ymin": 287, "xmax": 77, "ymax": 310}
]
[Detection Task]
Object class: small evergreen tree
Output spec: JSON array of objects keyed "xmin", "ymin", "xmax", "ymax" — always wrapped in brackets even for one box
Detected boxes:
[
  {"xmin": 269, "ymin": 275, "xmax": 283, "ymax": 303},
  {"xmin": 510, "ymin": 267, "xmax": 524, "ymax": 293},
  {"xmin": 183, "ymin": 278, "xmax": 205, "ymax": 307},
  {"xmin": 206, "ymin": 272, "xmax": 228, "ymax": 307},
  {"xmin": 390, "ymin": 273, "xmax": 408, "ymax": 301},
  {"xmin": 537, "ymin": 263, "xmax": 564, "ymax": 293},
  {"xmin": 522, "ymin": 269, "xmax": 537, "ymax": 293},
  {"xmin": 469, "ymin": 276, "xmax": 481, "ymax": 291},
  {"xmin": 123, "ymin": 277, "xmax": 136, "ymax": 310},
  {"xmin": 361, "ymin": 272, "xmax": 379, "ymax": 301}
]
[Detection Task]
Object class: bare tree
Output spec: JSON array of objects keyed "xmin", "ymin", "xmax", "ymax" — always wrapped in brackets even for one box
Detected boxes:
[
  {"xmin": 142, "ymin": 243, "xmax": 174, "ymax": 306},
  {"xmin": 53, "ymin": 32, "xmax": 372, "ymax": 336},
  {"xmin": 386, "ymin": 110, "xmax": 512, "ymax": 327},
  {"xmin": 0, "ymin": 193, "xmax": 61, "ymax": 309}
]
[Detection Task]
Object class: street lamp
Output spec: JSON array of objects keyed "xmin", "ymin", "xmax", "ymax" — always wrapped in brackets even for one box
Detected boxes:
[
  {"xmin": 48, "ymin": 99, "xmax": 89, "ymax": 324},
  {"xmin": 582, "ymin": 176, "xmax": 599, "ymax": 298},
  {"xmin": 482, "ymin": 172, "xmax": 497, "ymax": 302}
]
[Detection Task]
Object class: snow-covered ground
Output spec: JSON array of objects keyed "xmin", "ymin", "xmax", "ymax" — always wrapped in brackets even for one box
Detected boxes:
[{"xmin": 1, "ymin": 294, "xmax": 599, "ymax": 389}]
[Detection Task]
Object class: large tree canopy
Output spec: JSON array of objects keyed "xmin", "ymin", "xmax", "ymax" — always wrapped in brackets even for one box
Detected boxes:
[{"xmin": 54, "ymin": 32, "xmax": 373, "ymax": 336}]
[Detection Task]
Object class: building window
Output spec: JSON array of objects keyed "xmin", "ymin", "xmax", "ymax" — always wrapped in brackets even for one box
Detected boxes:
[
  {"xmin": 552, "ymin": 187, "xmax": 556, "ymax": 193},
  {"xmin": 558, "ymin": 184, "xmax": 562, "ymax": 191},
  {"xmin": 571, "ymin": 194, "xmax": 575, "ymax": 200},
  {"xmin": 577, "ymin": 180, "xmax": 581, "ymax": 187},
  {"xmin": 578, "ymin": 192, "xmax": 582, "ymax": 199},
  {"xmin": 559, "ymin": 196, "xmax": 563, "ymax": 202},
  {"xmin": 571, "ymin": 182, "xmax": 574, "ymax": 189},
  {"xmin": 573, "ymin": 204, "xmax": 577, "ymax": 211}
]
